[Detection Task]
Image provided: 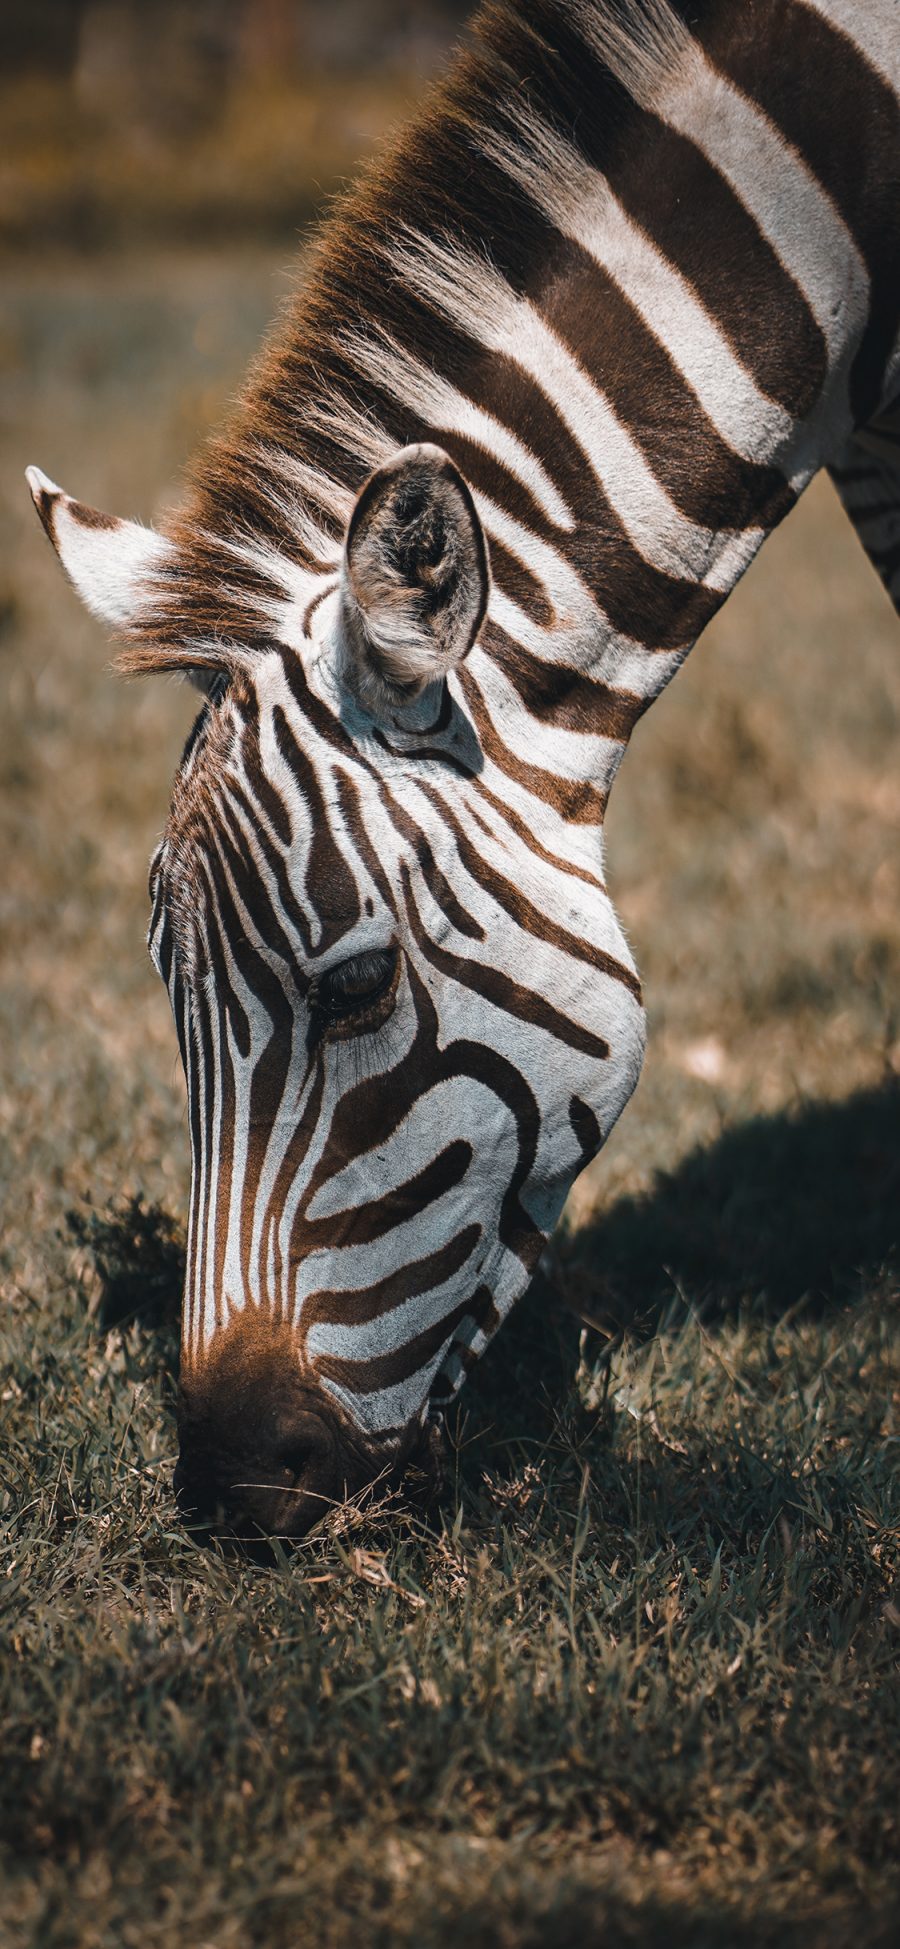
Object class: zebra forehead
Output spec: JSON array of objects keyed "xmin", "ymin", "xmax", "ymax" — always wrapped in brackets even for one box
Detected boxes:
[{"xmin": 157, "ymin": 675, "xmax": 394, "ymax": 956}]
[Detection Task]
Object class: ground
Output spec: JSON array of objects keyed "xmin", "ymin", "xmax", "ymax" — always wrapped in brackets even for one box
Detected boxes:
[{"xmin": 1, "ymin": 244, "xmax": 898, "ymax": 1948}]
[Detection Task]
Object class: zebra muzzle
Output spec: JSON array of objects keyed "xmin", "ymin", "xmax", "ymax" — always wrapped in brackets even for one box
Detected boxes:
[{"xmin": 173, "ymin": 1350, "xmax": 360, "ymax": 1543}]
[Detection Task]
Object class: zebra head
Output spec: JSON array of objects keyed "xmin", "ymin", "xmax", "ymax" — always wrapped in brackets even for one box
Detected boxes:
[{"xmin": 27, "ymin": 449, "xmax": 646, "ymax": 1537}]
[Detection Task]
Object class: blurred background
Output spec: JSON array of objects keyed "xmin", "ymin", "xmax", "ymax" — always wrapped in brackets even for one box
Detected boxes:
[
  {"xmin": 1, "ymin": 0, "xmax": 898, "ymax": 1305},
  {"xmin": 1, "ymin": 0, "xmax": 471, "ymax": 251}
]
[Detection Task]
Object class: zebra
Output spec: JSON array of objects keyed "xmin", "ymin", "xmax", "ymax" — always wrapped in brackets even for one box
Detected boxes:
[{"xmin": 27, "ymin": 0, "xmax": 900, "ymax": 1538}]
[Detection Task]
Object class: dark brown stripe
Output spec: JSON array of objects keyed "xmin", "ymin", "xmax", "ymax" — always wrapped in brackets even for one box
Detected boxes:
[
  {"xmin": 620, "ymin": 111, "xmax": 828, "ymax": 419},
  {"xmin": 31, "ymin": 486, "xmax": 60, "ymax": 546},
  {"xmin": 372, "ymin": 726, "xmax": 477, "ymax": 780},
  {"xmin": 471, "ymin": 778, "xmax": 606, "ymax": 894},
  {"xmin": 304, "ymin": 1224, "xmax": 481, "ymax": 1333},
  {"xmin": 271, "ymin": 703, "xmax": 361, "ymax": 947},
  {"xmin": 239, "ymin": 692, "xmax": 293, "ymax": 848},
  {"xmin": 570, "ymin": 1093, "xmax": 602, "ymax": 1171},
  {"xmin": 314, "ymin": 1288, "xmax": 481, "ymax": 1397},
  {"xmin": 216, "ymin": 775, "xmax": 314, "ymax": 963},
  {"xmin": 416, "ymin": 779, "xmax": 642, "ymax": 999},
  {"xmin": 485, "ymin": 620, "xmax": 645, "ymax": 740},
  {"xmin": 298, "ymin": 1140, "xmax": 473, "ymax": 1257},
  {"xmin": 334, "ymin": 768, "xmax": 396, "ymax": 912},
  {"xmin": 378, "ymin": 781, "xmax": 486, "ymax": 942},
  {"xmin": 401, "ymin": 859, "xmax": 612, "ymax": 1060},
  {"xmin": 533, "ymin": 227, "xmax": 795, "ymax": 533},
  {"xmin": 68, "ymin": 498, "xmax": 118, "ymax": 531},
  {"xmin": 486, "ymin": 532, "xmax": 555, "ymax": 627},
  {"xmin": 689, "ymin": 0, "xmax": 900, "ymax": 425},
  {"xmin": 269, "ymin": 1056, "xmax": 328, "ymax": 1312},
  {"xmin": 459, "ymin": 665, "xmax": 609, "ymax": 825}
]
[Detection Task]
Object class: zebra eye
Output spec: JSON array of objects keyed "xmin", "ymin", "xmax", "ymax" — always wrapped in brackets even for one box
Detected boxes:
[{"xmin": 310, "ymin": 946, "xmax": 398, "ymax": 1023}]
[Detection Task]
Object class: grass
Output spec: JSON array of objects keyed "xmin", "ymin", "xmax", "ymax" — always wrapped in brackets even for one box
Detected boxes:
[
  {"xmin": 2, "ymin": 1239, "xmax": 897, "ymax": 1946},
  {"xmin": 1, "ymin": 229, "xmax": 899, "ymax": 1944}
]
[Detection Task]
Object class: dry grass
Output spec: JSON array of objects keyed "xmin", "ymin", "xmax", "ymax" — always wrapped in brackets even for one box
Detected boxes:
[{"xmin": 1, "ymin": 244, "xmax": 899, "ymax": 1947}]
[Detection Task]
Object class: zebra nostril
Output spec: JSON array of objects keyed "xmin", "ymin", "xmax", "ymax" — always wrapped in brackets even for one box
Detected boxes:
[
  {"xmin": 266, "ymin": 1424, "xmax": 343, "ymax": 1518},
  {"xmin": 274, "ymin": 1443, "xmax": 314, "ymax": 1489},
  {"xmin": 175, "ymin": 1367, "xmax": 353, "ymax": 1540}
]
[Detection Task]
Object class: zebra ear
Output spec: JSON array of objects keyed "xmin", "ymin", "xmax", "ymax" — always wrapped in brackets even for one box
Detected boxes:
[
  {"xmin": 25, "ymin": 466, "xmax": 169, "ymax": 629},
  {"xmin": 340, "ymin": 442, "xmax": 489, "ymax": 712}
]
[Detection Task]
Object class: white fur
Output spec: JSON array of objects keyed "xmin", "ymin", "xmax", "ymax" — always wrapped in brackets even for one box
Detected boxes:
[
  {"xmin": 388, "ymin": 230, "xmax": 748, "ymax": 586},
  {"xmin": 25, "ymin": 466, "xmax": 170, "ymax": 628},
  {"xmin": 479, "ymin": 109, "xmax": 795, "ymax": 466},
  {"xmin": 803, "ymin": 0, "xmax": 900, "ymax": 88},
  {"xmin": 337, "ymin": 324, "xmax": 576, "ymax": 531}
]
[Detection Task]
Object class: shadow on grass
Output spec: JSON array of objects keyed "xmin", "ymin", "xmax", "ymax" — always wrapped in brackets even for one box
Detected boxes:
[
  {"xmin": 67, "ymin": 1196, "xmax": 184, "ymax": 1335},
  {"xmin": 570, "ymin": 1074, "xmax": 899, "ymax": 1322},
  {"xmin": 410, "ymin": 1884, "xmax": 900, "ymax": 1949},
  {"xmin": 462, "ymin": 1076, "xmax": 900, "ymax": 1445}
]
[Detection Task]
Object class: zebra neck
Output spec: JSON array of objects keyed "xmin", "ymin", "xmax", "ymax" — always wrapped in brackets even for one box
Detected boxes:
[{"xmin": 416, "ymin": 0, "xmax": 893, "ymax": 806}]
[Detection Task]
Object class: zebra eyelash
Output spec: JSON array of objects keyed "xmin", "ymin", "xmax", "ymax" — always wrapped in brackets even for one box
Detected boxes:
[{"xmin": 307, "ymin": 944, "xmax": 402, "ymax": 1041}]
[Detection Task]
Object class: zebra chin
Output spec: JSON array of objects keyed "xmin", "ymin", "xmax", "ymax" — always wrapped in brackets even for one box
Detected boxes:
[{"xmin": 173, "ymin": 1311, "xmax": 423, "ymax": 1545}]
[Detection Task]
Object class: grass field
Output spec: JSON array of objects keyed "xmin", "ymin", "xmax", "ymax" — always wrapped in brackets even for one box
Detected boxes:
[{"xmin": 1, "ymin": 240, "xmax": 899, "ymax": 1947}]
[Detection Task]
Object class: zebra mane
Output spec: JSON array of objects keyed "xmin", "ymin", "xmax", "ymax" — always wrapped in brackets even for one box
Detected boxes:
[{"xmin": 118, "ymin": 0, "xmax": 691, "ymax": 680}]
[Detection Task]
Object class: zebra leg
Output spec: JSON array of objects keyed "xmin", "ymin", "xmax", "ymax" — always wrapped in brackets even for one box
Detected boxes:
[{"xmin": 829, "ymin": 392, "xmax": 900, "ymax": 618}]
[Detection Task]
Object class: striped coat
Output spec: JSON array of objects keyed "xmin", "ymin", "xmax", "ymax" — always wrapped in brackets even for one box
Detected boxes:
[{"xmin": 28, "ymin": 0, "xmax": 900, "ymax": 1536}]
